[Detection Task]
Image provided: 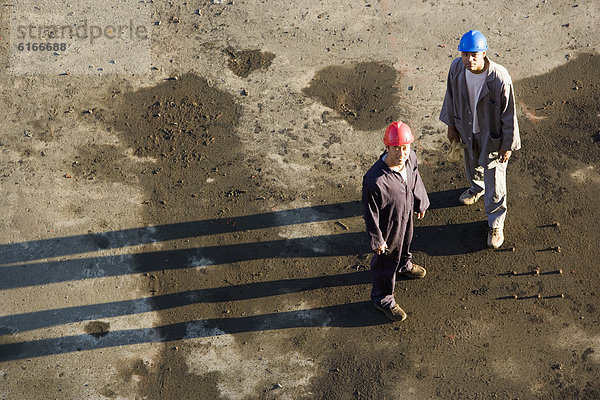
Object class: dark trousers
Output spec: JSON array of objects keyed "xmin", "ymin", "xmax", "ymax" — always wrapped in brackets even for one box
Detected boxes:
[{"xmin": 370, "ymin": 221, "xmax": 414, "ymax": 309}]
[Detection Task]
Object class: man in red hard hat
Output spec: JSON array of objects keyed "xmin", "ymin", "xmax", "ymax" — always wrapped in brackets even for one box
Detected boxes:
[
  {"xmin": 362, "ymin": 121, "xmax": 430, "ymax": 321},
  {"xmin": 440, "ymin": 29, "xmax": 520, "ymax": 248}
]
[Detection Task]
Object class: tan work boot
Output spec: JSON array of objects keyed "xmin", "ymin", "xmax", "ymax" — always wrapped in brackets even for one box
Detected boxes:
[
  {"xmin": 373, "ymin": 303, "xmax": 407, "ymax": 322},
  {"xmin": 459, "ymin": 189, "xmax": 484, "ymax": 205},
  {"xmin": 487, "ymin": 227, "xmax": 504, "ymax": 248},
  {"xmin": 400, "ymin": 264, "xmax": 426, "ymax": 279}
]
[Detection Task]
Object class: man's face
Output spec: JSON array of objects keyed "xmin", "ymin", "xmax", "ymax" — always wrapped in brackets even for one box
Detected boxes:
[
  {"xmin": 461, "ymin": 51, "xmax": 486, "ymax": 72},
  {"xmin": 386, "ymin": 144, "xmax": 411, "ymax": 166}
]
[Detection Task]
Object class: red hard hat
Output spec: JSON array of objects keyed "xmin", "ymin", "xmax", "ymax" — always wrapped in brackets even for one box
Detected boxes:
[{"xmin": 384, "ymin": 121, "xmax": 414, "ymax": 146}]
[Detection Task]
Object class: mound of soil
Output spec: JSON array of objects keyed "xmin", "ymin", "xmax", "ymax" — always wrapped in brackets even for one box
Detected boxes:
[
  {"xmin": 303, "ymin": 62, "xmax": 406, "ymax": 131},
  {"xmin": 106, "ymin": 73, "xmax": 250, "ymax": 222},
  {"xmin": 224, "ymin": 47, "xmax": 276, "ymax": 78}
]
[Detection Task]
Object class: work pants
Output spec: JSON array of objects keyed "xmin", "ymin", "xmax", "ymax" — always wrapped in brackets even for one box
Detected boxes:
[
  {"xmin": 370, "ymin": 218, "xmax": 413, "ymax": 309},
  {"xmin": 464, "ymin": 133, "xmax": 508, "ymax": 229}
]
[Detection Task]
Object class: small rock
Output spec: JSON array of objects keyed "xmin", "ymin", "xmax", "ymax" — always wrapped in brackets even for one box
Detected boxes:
[
  {"xmin": 272, "ymin": 383, "xmax": 282, "ymax": 390},
  {"xmin": 334, "ymin": 221, "xmax": 348, "ymax": 230},
  {"xmin": 582, "ymin": 347, "xmax": 595, "ymax": 361}
]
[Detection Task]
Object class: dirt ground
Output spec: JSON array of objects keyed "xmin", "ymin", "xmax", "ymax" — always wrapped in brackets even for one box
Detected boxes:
[{"xmin": 1, "ymin": 0, "xmax": 599, "ymax": 399}]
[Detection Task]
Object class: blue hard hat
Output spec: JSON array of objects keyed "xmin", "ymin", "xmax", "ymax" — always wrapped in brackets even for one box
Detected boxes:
[{"xmin": 458, "ymin": 30, "xmax": 488, "ymax": 52}]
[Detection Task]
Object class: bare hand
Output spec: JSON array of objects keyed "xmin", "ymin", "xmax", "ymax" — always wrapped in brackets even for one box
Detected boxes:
[
  {"xmin": 498, "ymin": 150, "xmax": 511, "ymax": 163},
  {"xmin": 375, "ymin": 243, "xmax": 388, "ymax": 255},
  {"xmin": 415, "ymin": 210, "xmax": 426, "ymax": 220},
  {"xmin": 447, "ymin": 126, "xmax": 459, "ymax": 143}
]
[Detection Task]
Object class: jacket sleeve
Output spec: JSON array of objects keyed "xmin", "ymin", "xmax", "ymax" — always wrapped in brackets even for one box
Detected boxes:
[
  {"xmin": 500, "ymin": 80, "xmax": 521, "ymax": 151},
  {"xmin": 439, "ymin": 60, "xmax": 458, "ymax": 127},
  {"xmin": 362, "ymin": 179, "xmax": 385, "ymax": 251},
  {"xmin": 412, "ymin": 158, "xmax": 430, "ymax": 213}
]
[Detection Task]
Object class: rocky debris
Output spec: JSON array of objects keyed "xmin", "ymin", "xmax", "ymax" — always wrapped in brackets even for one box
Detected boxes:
[
  {"xmin": 224, "ymin": 47, "xmax": 275, "ymax": 78},
  {"xmin": 84, "ymin": 321, "xmax": 110, "ymax": 339}
]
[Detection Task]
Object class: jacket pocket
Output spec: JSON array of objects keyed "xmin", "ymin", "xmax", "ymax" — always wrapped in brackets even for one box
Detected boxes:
[
  {"xmin": 487, "ymin": 134, "xmax": 501, "ymax": 153},
  {"xmin": 489, "ymin": 100, "xmax": 501, "ymax": 139}
]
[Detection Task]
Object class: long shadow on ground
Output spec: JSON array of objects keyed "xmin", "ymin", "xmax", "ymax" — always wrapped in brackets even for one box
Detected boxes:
[
  {"xmin": 0, "ymin": 301, "xmax": 386, "ymax": 362},
  {"xmin": 0, "ymin": 191, "xmax": 484, "ymax": 362}
]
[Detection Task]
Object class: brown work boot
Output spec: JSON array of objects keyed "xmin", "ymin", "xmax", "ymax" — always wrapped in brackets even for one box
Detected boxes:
[
  {"xmin": 373, "ymin": 303, "xmax": 407, "ymax": 322},
  {"xmin": 459, "ymin": 188, "xmax": 484, "ymax": 205},
  {"xmin": 400, "ymin": 264, "xmax": 426, "ymax": 279},
  {"xmin": 487, "ymin": 227, "xmax": 504, "ymax": 249}
]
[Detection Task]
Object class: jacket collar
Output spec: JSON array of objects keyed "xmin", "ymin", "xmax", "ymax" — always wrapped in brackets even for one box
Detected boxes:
[
  {"xmin": 458, "ymin": 56, "xmax": 495, "ymax": 103},
  {"xmin": 379, "ymin": 152, "xmax": 413, "ymax": 183}
]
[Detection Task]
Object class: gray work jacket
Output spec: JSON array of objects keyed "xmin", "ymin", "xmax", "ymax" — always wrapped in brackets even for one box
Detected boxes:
[
  {"xmin": 440, "ymin": 57, "xmax": 521, "ymax": 167},
  {"xmin": 362, "ymin": 150, "xmax": 429, "ymax": 253}
]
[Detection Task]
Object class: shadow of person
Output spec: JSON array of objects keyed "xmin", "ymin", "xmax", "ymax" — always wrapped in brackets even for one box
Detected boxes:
[
  {"xmin": 0, "ymin": 301, "xmax": 388, "ymax": 362},
  {"xmin": 413, "ymin": 220, "xmax": 488, "ymax": 256}
]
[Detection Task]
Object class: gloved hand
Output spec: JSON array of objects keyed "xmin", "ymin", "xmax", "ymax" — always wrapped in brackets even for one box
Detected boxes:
[{"xmin": 446, "ymin": 140, "xmax": 466, "ymax": 162}]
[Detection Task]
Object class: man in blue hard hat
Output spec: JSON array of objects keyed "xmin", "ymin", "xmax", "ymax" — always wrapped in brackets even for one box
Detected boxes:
[{"xmin": 440, "ymin": 29, "xmax": 520, "ymax": 249}]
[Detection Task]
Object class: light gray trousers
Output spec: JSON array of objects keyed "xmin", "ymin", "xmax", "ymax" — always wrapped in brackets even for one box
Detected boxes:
[{"xmin": 463, "ymin": 134, "xmax": 508, "ymax": 229}]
